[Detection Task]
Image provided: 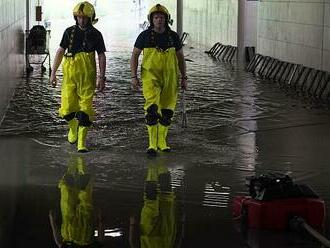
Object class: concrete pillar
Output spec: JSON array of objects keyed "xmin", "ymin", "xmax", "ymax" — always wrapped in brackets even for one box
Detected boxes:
[
  {"xmin": 237, "ymin": 0, "xmax": 246, "ymax": 65},
  {"xmin": 177, "ymin": 0, "xmax": 183, "ymax": 37}
]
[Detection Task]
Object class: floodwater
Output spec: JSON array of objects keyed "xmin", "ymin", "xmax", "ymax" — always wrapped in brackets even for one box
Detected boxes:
[{"xmin": 1, "ymin": 17, "xmax": 330, "ymax": 248}]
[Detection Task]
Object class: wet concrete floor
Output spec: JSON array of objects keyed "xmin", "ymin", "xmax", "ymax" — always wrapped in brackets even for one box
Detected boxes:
[{"xmin": 1, "ymin": 19, "xmax": 330, "ymax": 248}]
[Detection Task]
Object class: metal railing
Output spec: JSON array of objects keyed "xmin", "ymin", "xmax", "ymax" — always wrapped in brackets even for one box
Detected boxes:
[
  {"xmin": 205, "ymin": 42, "xmax": 237, "ymax": 63},
  {"xmin": 246, "ymin": 54, "xmax": 330, "ymax": 103}
]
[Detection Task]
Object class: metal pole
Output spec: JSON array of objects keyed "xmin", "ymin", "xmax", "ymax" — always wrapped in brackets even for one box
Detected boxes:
[
  {"xmin": 177, "ymin": 0, "xmax": 183, "ymax": 37},
  {"xmin": 181, "ymin": 89, "xmax": 187, "ymax": 128},
  {"xmin": 321, "ymin": 0, "xmax": 325, "ymax": 71},
  {"xmin": 237, "ymin": 0, "xmax": 246, "ymax": 65},
  {"xmin": 26, "ymin": 0, "xmax": 30, "ymax": 32}
]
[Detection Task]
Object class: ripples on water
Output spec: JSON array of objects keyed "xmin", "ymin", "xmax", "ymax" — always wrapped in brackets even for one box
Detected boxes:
[
  {"xmin": 2, "ymin": 42, "xmax": 330, "ymax": 227},
  {"xmin": 2, "ymin": 46, "xmax": 330, "ymax": 171},
  {"xmin": 1, "ymin": 48, "xmax": 328, "ymax": 140}
]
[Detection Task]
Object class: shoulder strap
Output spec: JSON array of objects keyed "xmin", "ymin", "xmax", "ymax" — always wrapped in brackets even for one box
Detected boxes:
[
  {"xmin": 67, "ymin": 25, "xmax": 76, "ymax": 56},
  {"xmin": 167, "ymin": 29, "xmax": 174, "ymax": 47},
  {"xmin": 149, "ymin": 29, "xmax": 156, "ymax": 47}
]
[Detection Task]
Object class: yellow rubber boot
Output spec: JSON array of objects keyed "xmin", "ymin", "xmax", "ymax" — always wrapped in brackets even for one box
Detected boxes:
[
  {"xmin": 157, "ymin": 124, "xmax": 171, "ymax": 152},
  {"xmin": 67, "ymin": 119, "xmax": 78, "ymax": 144},
  {"xmin": 77, "ymin": 126, "xmax": 89, "ymax": 153},
  {"xmin": 147, "ymin": 125, "xmax": 158, "ymax": 156}
]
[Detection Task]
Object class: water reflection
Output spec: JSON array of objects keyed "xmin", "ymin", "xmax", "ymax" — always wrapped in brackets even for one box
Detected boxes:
[
  {"xmin": 240, "ymin": 228, "xmax": 321, "ymax": 248},
  {"xmin": 129, "ymin": 158, "xmax": 183, "ymax": 248},
  {"xmin": 49, "ymin": 156, "xmax": 104, "ymax": 247}
]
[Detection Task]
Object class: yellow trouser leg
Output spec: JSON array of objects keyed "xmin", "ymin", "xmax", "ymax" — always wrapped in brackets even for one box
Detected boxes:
[
  {"xmin": 77, "ymin": 126, "xmax": 89, "ymax": 153},
  {"xmin": 147, "ymin": 125, "xmax": 158, "ymax": 155},
  {"xmin": 157, "ymin": 124, "xmax": 171, "ymax": 152},
  {"xmin": 67, "ymin": 119, "xmax": 78, "ymax": 144}
]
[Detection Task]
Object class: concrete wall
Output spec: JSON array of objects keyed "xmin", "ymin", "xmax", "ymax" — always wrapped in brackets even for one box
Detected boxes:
[
  {"xmin": 258, "ymin": 0, "xmax": 329, "ymax": 72},
  {"xmin": 0, "ymin": 0, "xmax": 39, "ymax": 123},
  {"xmin": 148, "ymin": 0, "xmax": 238, "ymax": 48},
  {"xmin": 0, "ymin": 0, "xmax": 25, "ymax": 123},
  {"xmin": 183, "ymin": 0, "xmax": 238, "ymax": 48}
]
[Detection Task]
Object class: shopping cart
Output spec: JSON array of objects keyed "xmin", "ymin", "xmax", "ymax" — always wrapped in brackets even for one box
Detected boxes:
[{"xmin": 26, "ymin": 25, "xmax": 51, "ymax": 75}]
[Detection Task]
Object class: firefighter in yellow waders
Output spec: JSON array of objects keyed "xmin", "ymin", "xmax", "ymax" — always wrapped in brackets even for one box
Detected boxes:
[
  {"xmin": 50, "ymin": 1, "xmax": 106, "ymax": 152},
  {"xmin": 130, "ymin": 4, "xmax": 187, "ymax": 156},
  {"xmin": 129, "ymin": 159, "xmax": 180, "ymax": 247},
  {"xmin": 49, "ymin": 156, "xmax": 105, "ymax": 247}
]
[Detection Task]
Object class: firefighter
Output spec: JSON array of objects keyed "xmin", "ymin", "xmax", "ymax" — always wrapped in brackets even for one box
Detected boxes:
[
  {"xmin": 130, "ymin": 4, "xmax": 187, "ymax": 156},
  {"xmin": 49, "ymin": 156, "xmax": 105, "ymax": 247},
  {"xmin": 50, "ymin": 1, "xmax": 106, "ymax": 152},
  {"xmin": 129, "ymin": 158, "xmax": 179, "ymax": 247}
]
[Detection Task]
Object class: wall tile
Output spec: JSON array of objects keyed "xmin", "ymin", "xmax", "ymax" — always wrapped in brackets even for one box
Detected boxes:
[{"xmin": 258, "ymin": 0, "xmax": 328, "ymax": 71}]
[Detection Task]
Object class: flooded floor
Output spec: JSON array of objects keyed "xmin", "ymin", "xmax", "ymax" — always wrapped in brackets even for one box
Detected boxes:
[{"xmin": 1, "ymin": 19, "xmax": 330, "ymax": 248}]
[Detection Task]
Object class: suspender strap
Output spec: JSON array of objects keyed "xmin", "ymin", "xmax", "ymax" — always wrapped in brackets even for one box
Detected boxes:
[
  {"xmin": 149, "ymin": 28, "xmax": 174, "ymax": 51},
  {"xmin": 65, "ymin": 25, "xmax": 89, "ymax": 57},
  {"xmin": 65, "ymin": 25, "xmax": 76, "ymax": 57}
]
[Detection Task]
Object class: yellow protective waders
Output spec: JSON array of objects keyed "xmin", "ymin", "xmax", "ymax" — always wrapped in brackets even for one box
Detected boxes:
[
  {"xmin": 147, "ymin": 125, "xmax": 158, "ymax": 153},
  {"xmin": 140, "ymin": 161, "xmax": 176, "ymax": 247},
  {"xmin": 59, "ymin": 156, "xmax": 94, "ymax": 246},
  {"xmin": 59, "ymin": 52, "xmax": 96, "ymax": 121},
  {"xmin": 68, "ymin": 119, "xmax": 79, "ymax": 144},
  {"xmin": 142, "ymin": 47, "xmax": 179, "ymax": 152},
  {"xmin": 59, "ymin": 52, "xmax": 96, "ymax": 151},
  {"xmin": 77, "ymin": 126, "xmax": 89, "ymax": 152},
  {"xmin": 140, "ymin": 193, "xmax": 176, "ymax": 248},
  {"xmin": 157, "ymin": 124, "xmax": 170, "ymax": 151}
]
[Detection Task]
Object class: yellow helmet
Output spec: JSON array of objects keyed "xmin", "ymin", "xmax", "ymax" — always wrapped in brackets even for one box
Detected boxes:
[
  {"xmin": 147, "ymin": 4, "xmax": 171, "ymax": 24},
  {"xmin": 73, "ymin": 1, "xmax": 98, "ymax": 25}
]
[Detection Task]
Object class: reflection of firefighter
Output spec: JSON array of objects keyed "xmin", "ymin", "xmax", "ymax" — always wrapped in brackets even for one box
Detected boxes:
[
  {"xmin": 49, "ymin": 1, "xmax": 106, "ymax": 152},
  {"xmin": 129, "ymin": 158, "xmax": 184, "ymax": 248},
  {"xmin": 49, "ymin": 156, "xmax": 104, "ymax": 247},
  {"xmin": 130, "ymin": 4, "xmax": 187, "ymax": 156}
]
